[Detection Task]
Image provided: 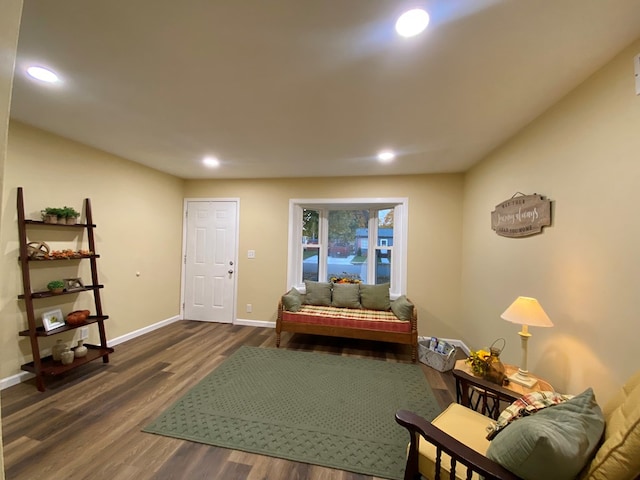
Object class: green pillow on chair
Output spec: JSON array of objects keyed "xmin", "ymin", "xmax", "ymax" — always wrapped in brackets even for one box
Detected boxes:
[{"xmin": 486, "ymin": 388, "xmax": 604, "ymax": 480}]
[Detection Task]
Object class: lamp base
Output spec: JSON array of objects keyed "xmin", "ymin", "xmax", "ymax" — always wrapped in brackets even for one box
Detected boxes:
[{"xmin": 508, "ymin": 371, "xmax": 538, "ymax": 388}]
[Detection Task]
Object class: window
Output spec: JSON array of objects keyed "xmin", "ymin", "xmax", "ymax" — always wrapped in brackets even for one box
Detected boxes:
[{"xmin": 288, "ymin": 198, "xmax": 408, "ymax": 296}]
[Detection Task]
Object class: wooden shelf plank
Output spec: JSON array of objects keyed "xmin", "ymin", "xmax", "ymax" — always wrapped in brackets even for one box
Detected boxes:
[
  {"xmin": 18, "ymin": 315, "xmax": 110, "ymax": 337},
  {"xmin": 22, "ymin": 254, "xmax": 100, "ymax": 262},
  {"xmin": 24, "ymin": 219, "xmax": 96, "ymax": 228},
  {"xmin": 18, "ymin": 284, "xmax": 104, "ymax": 300},
  {"xmin": 20, "ymin": 344, "xmax": 114, "ymax": 376}
]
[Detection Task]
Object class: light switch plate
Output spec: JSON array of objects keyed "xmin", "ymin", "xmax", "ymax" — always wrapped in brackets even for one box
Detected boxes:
[{"xmin": 247, "ymin": 250, "xmax": 256, "ymax": 259}]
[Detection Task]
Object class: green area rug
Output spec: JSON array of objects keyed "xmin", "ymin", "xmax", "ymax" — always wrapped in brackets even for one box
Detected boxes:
[{"xmin": 143, "ymin": 346, "xmax": 441, "ymax": 480}]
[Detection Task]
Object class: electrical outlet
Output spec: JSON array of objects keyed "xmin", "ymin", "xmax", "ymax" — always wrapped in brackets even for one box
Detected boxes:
[
  {"xmin": 246, "ymin": 303, "xmax": 252, "ymax": 313},
  {"xmin": 80, "ymin": 327, "xmax": 89, "ymax": 340}
]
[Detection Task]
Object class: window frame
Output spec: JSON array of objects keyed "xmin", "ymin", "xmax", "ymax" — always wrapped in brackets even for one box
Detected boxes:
[{"xmin": 287, "ymin": 197, "xmax": 408, "ymax": 297}]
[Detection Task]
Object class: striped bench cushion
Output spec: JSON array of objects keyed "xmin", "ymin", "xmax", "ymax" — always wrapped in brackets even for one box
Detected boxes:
[{"xmin": 281, "ymin": 305, "xmax": 411, "ymax": 333}]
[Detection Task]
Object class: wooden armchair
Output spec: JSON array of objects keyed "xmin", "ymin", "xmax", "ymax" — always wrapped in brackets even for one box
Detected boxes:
[{"xmin": 396, "ymin": 369, "xmax": 640, "ymax": 480}]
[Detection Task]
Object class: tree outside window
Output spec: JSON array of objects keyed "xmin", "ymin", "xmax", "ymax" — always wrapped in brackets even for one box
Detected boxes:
[
  {"xmin": 300, "ymin": 207, "xmax": 394, "ymax": 285},
  {"xmin": 289, "ymin": 198, "xmax": 407, "ymax": 295}
]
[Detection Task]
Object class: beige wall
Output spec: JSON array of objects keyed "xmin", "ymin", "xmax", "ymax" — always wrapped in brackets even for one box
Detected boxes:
[
  {"xmin": 185, "ymin": 174, "xmax": 464, "ymax": 337},
  {"xmin": 0, "ymin": 1, "xmax": 23, "ymax": 477},
  {"xmin": 0, "ymin": 129, "xmax": 464, "ymax": 385},
  {"xmin": 1, "ymin": 122, "xmax": 185, "ymax": 381},
  {"xmin": 461, "ymin": 37, "xmax": 640, "ymax": 403}
]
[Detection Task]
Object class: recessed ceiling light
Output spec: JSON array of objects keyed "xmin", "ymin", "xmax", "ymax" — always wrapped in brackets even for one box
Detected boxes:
[
  {"xmin": 203, "ymin": 156, "xmax": 220, "ymax": 168},
  {"xmin": 377, "ymin": 150, "xmax": 396, "ymax": 163},
  {"xmin": 395, "ymin": 8, "xmax": 430, "ymax": 38},
  {"xmin": 26, "ymin": 66, "xmax": 60, "ymax": 83}
]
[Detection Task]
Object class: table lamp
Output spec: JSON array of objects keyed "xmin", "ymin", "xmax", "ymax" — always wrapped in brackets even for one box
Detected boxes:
[{"xmin": 500, "ymin": 296, "xmax": 553, "ymax": 388}]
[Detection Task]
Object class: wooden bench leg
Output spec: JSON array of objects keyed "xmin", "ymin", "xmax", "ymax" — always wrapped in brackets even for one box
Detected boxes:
[{"xmin": 276, "ymin": 332, "xmax": 281, "ymax": 347}]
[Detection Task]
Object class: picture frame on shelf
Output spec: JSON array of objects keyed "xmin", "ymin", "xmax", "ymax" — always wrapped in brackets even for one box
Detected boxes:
[
  {"xmin": 63, "ymin": 277, "xmax": 84, "ymax": 291},
  {"xmin": 42, "ymin": 308, "xmax": 65, "ymax": 332}
]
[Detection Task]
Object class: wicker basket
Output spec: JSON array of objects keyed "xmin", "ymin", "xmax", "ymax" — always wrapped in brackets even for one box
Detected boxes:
[{"xmin": 418, "ymin": 337, "xmax": 457, "ymax": 372}]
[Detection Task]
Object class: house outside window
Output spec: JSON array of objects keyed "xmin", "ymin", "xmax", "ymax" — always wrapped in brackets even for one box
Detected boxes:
[{"xmin": 288, "ymin": 198, "xmax": 408, "ymax": 297}]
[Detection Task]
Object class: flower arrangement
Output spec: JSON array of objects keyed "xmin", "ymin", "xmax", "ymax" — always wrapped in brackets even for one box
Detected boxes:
[
  {"xmin": 329, "ymin": 272, "xmax": 362, "ymax": 284},
  {"xmin": 466, "ymin": 349, "xmax": 492, "ymax": 376}
]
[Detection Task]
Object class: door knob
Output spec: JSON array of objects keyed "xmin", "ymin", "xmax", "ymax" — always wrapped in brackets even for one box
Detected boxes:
[{"xmin": 228, "ymin": 269, "xmax": 234, "ymax": 274}]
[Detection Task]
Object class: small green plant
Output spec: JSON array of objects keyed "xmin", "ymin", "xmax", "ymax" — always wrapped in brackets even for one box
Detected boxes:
[
  {"xmin": 47, "ymin": 280, "xmax": 65, "ymax": 290},
  {"xmin": 61, "ymin": 206, "xmax": 80, "ymax": 218},
  {"xmin": 41, "ymin": 207, "xmax": 64, "ymax": 219}
]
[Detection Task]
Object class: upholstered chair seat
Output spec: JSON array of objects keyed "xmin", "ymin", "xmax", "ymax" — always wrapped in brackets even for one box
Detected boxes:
[{"xmin": 396, "ymin": 370, "xmax": 640, "ymax": 480}]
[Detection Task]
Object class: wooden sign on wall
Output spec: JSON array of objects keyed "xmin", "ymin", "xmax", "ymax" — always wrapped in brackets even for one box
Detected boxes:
[{"xmin": 491, "ymin": 194, "xmax": 551, "ymax": 237}]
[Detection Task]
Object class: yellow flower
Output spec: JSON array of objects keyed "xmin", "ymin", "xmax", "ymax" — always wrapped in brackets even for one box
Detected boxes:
[{"xmin": 466, "ymin": 349, "xmax": 492, "ymax": 376}]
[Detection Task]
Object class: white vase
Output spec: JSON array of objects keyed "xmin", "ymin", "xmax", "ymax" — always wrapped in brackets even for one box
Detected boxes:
[
  {"xmin": 74, "ymin": 340, "xmax": 88, "ymax": 358},
  {"xmin": 60, "ymin": 350, "xmax": 74, "ymax": 365}
]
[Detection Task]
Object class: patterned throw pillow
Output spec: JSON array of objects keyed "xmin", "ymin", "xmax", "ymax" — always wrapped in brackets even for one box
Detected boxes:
[{"xmin": 486, "ymin": 390, "xmax": 573, "ymax": 439}]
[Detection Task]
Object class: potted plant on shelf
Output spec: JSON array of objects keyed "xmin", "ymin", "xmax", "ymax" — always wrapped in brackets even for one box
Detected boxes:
[
  {"xmin": 61, "ymin": 206, "xmax": 80, "ymax": 225},
  {"xmin": 47, "ymin": 280, "xmax": 65, "ymax": 294},
  {"xmin": 41, "ymin": 207, "xmax": 63, "ymax": 224}
]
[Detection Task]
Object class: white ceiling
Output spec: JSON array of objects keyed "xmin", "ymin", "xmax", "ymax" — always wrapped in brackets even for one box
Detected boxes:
[{"xmin": 10, "ymin": 0, "xmax": 640, "ymax": 179}]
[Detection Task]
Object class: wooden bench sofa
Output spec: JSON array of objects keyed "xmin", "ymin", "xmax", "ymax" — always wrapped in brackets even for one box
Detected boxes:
[{"xmin": 275, "ymin": 281, "xmax": 418, "ymax": 361}]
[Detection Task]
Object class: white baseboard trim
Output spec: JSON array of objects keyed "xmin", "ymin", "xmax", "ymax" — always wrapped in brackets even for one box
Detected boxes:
[
  {"xmin": 234, "ymin": 319, "xmax": 275, "ymax": 328},
  {"xmin": 419, "ymin": 336, "xmax": 471, "ymax": 356},
  {"xmin": 0, "ymin": 315, "xmax": 183, "ymax": 391},
  {"xmin": 0, "ymin": 371, "xmax": 34, "ymax": 390},
  {"xmin": 107, "ymin": 315, "xmax": 182, "ymax": 348},
  {"xmin": 439, "ymin": 338, "xmax": 471, "ymax": 356}
]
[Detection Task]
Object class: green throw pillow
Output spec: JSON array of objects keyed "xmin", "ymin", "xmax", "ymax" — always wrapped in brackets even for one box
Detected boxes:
[
  {"xmin": 282, "ymin": 288, "xmax": 302, "ymax": 312},
  {"xmin": 331, "ymin": 283, "xmax": 361, "ymax": 308},
  {"xmin": 304, "ymin": 281, "xmax": 332, "ymax": 306},
  {"xmin": 486, "ymin": 388, "xmax": 605, "ymax": 480},
  {"xmin": 359, "ymin": 283, "xmax": 391, "ymax": 311},
  {"xmin": 390, "ymin": 295, "xmax": 413, "ymax": 321}
]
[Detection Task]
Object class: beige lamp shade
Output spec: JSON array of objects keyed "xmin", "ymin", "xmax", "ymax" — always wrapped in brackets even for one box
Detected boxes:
[
  {"xmin": 500, "ymin": 296, "xmax": 553, "ymax": 388},
  {"xmin": 501, "ymin": 296, "xmax": 553, "ymax": 328}
]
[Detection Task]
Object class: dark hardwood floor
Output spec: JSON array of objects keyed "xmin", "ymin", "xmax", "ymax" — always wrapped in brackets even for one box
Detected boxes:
[{"xmin": 1, "ymin": 321, "xmax": 459, "ymax": 480}]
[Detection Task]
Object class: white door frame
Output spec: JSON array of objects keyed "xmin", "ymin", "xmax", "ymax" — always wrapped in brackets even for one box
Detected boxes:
[{"xmin": 181, "ymin": 197, "xmax": 240, "ymax": 323}]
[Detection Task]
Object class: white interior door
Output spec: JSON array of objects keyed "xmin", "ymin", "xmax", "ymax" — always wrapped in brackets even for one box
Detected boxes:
[{"xmin": 184, "ymin": 201, "xmax": 238, "ymax": 323}]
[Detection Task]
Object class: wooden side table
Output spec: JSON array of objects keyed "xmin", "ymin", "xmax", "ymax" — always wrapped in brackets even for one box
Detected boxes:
[{"xmin": 453, "ymin": 359, "xmax": 554, "ymax": 419}]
